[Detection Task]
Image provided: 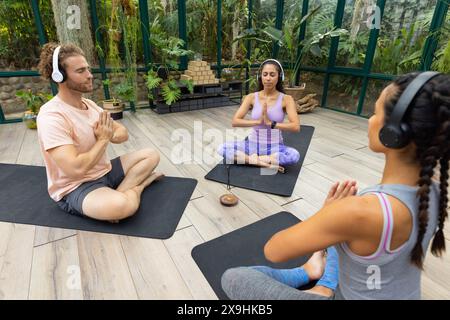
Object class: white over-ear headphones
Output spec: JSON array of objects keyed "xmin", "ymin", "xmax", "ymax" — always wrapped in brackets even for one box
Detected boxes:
[
  {"xmin": 257, "ymin": 59, "xmax": 285, "ymax": 82},
  {"xmin": 51, "ymin": 46, "xmax": 64, "ymax": 83}
]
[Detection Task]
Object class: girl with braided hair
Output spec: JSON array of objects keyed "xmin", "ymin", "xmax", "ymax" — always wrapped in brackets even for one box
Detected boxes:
[{"xmin": 221, "ymin": 72, "xmax": 449, "ymax": 300}]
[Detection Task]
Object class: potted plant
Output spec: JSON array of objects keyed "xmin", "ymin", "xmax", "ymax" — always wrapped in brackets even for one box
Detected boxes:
[
  {"xmin": 101, "ymin": 79, "xmax": 124, "ymax": 120},
  {"xmin": 279, "ymin": 24, "xmax": 348, "ymax": 100},
  {"xmin": 233, "ymin": 5, "xmax": 347, "ymax": 101},
  {"xmin": 15, "ymin": 89, "xmax": 52, "ymax": 129},
  {"xmin": 144, "ymin": 35, "xmax": 195, "ymax": 109}
]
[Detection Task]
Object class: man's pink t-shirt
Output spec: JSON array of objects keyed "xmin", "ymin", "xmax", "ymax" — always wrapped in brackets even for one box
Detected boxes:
[{"xmin": 37, "ymin": 95, "xmax": 112, "ymax": 201}]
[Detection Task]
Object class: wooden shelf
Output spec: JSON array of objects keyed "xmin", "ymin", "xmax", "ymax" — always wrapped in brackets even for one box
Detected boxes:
[{"xmin": 151, "ymin": 81, "xmax": 241, "ymax": 114}]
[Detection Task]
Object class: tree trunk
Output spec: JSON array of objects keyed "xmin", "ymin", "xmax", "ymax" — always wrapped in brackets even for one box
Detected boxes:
[
  {"xmin": 411, "ymin": 0, "xmax": 422, "ymax": 23},
  {"xmin": 349, "ymin": 0, "xmax": 365, "ymax": 42},
  {"xmin": 161, "ymin": 0, "xmax": 168, "ymax": 11},
  {"xmin": 50, "ymin": 0, "xmax": 96, "ymax": 65},
  {"xmin": 397, "ymin": 0, "xmax": 407, "ymax": 39}
]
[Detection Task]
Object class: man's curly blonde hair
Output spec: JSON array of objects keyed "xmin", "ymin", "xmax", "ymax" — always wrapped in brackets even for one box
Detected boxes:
[{"xmin": 37, "ymin": 42, "xmax": 85, "ymax": 81}]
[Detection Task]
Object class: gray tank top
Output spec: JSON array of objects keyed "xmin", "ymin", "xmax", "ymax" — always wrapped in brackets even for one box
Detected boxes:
[{"xmin": 335, "ymin": 182, "xmax": 440, "ymax": 300}]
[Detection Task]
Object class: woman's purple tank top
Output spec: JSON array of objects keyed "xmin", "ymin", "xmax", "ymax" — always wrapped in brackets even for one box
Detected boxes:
[{"xmin": 249, "ymin": 92, "xmax": 285, "ymax": 144}]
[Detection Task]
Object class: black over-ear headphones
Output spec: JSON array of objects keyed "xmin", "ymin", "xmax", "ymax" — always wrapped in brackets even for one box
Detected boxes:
[
  {"xmin": 51, "ymin": 46, "xmax": 67, "ymax": 83},
  {"xmin": 379, "ymin": 71, "xmax": 440, "ymax": 149},
  {"xmin": 256, "ymin": 59, "xmax": 285, "ymax": 82}
]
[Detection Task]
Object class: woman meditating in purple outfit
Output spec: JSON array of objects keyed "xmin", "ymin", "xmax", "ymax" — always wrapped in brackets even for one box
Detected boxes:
[{"xmin": 217, "ymin": 59, "xmax": 300, "ymax": 173}]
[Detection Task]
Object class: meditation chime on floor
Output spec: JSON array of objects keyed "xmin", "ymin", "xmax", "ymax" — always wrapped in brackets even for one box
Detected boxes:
[{"xmin": 219, "ymin": 165, "xmax": 238, "ymax": 207}]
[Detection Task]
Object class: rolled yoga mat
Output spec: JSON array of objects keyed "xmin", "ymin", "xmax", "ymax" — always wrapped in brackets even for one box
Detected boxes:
[
  {"xmin": 0, "ymin": 163, "xmax": 197, "ymax": 239},
  {"xmin": 204, "ymin": 126, "xmax": 315, "ymax": 196}
]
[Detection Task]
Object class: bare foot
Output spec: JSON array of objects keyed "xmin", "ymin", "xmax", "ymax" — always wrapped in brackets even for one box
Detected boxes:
[
  {"xmin": 234, "ymin": 151, "xmax": 247, "ymax": 165},
  {"xmin": 248, "ymin": 153, "xmax": 259, "ymax": 165},
  {"xmin": 275, "ymin": 165, "xmax": 285, "ymax": 173},
  {"xmin": 258, "ymin": 155, "xmax": 271, "ymax": 164},
  {"xmin": 153, "ymin": 172, "xmax": 165, "ymax": 181},
  {"xmin": 270, "ymin": 153, "xmax": 280, "ymax": 164},
  {"xmin": 141, "ymin": 171, "xmax": 165, "ymax": 189},
  {"xmin": 304, "ymin": 285, "xmax": 334, "ymax": 297},
  {"xmin": 303, "ymin": 250, "xmax": 326, "ymax": 280},
  {"xmin": 257, "ymin": 161, "xmax": 285, "ymax": 173}
]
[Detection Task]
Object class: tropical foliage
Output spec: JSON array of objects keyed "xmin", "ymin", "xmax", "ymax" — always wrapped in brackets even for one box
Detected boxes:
[{"xmin": 0, "ymin": 0, "xmax": 448, "ymax": 114}]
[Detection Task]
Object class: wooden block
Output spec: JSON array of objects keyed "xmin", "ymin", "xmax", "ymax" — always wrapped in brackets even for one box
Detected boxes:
[
  {"xmin": 185, "ymin": 70, "xmax": 195, "ymax": 77},
  {"xmin": 180, "ymin": 74, "xmax": 192, "ymax": 81},
  {"xmin": 188, "ymin": 61, "xmax": 202, "ymax": 68}
]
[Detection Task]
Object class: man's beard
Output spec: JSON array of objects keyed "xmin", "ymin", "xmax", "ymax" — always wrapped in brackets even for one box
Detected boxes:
[{"xmin": 66, "ymin": 78, "xmax": 93, "ymax": 93}]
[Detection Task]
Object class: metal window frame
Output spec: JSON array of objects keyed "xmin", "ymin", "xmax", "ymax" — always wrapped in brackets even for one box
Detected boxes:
[{"xmin": 1, "ymin": 0, "xmax": 448, "ymax": 124}]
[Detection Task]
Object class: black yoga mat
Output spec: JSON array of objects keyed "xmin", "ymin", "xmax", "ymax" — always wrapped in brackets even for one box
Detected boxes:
[
  {"xmin": 192, "ymin": 212, "xmax": 314, "ymax": 300},
  {"xmin": 204, "ymin": 126, "xmax": 315, "ymax": 196},
  {"xmin": 0, "ymin": 163, "xmax": 197, "ymax": 239}
]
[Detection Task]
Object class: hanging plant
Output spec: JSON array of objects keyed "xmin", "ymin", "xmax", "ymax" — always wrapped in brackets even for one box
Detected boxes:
[{"xmin": 102, "ymin": 0, "xmax": 139, "ymax": 106}]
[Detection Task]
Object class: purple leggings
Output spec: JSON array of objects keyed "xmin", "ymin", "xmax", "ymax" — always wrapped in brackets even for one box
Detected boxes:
[{"xmin": 217, "ymin": 139, "xmax": 300, "ymax": 166}]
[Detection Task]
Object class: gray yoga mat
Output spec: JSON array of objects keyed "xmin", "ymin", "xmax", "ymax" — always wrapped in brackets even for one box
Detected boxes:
[
  {"xmin": 204, "ymin": 126, "xmax": 315, "ymax": 196},
  {"xmin": 0, "ymin": 163, "xmax": 196, "ymax": 239},
  {"xmin": 192, "ymin": 211, "xmax": 315, "ymax": 300}
]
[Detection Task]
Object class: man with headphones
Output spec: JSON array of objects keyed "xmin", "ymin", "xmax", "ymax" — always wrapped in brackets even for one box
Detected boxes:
[{"xmin": 36, "ymin": 43, "xmax": 162, "ymax": 222}]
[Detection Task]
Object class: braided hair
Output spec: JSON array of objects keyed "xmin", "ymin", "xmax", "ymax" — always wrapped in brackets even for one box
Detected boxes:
[{"xmin": 384, "ymin": 72, "xmax": 450, "ymax": 269}]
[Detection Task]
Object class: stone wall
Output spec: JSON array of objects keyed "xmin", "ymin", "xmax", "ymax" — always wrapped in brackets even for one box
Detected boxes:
[
  {"xmin": 0, "ymin": 72, "xmax": 150, "ymax": 115},
  {"xmin": 0, "ymin": 76, "xmax": 52, "ymax": 114}
]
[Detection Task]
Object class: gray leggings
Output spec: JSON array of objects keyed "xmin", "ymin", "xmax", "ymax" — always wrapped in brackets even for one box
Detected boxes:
[{"xmin": 221, "ymin": 267, "xmax": 339, "ymax": 300}]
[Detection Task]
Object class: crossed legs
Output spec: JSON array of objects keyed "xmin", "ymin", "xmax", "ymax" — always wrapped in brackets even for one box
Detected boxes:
[
  {"xmin": 222, "ymin": 248, "xmax": 338, "ymax": 300},
  {"xmin": 235, "ymin": 151, "xmax": 285, "ymax": 173},
  {"xmin": 82, "ymin": 148, "xmax": 162, "ymax": 221}
]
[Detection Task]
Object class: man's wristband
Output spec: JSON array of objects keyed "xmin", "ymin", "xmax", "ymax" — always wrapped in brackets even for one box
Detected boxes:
[{"xmin": 271, "ymin": 121, "xmax": 277, "ymax": 129}]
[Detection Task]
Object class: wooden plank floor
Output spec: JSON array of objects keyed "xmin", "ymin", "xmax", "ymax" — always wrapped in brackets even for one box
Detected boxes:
[{"xmin": 0, "ymin": 106, "xmax": 448, "ymax": 300}]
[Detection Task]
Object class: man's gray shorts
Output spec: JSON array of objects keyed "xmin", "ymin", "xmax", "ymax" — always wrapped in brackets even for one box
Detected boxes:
[{"xmin": 56, "ymin": 157, "xmax": 125, "ymax": 216}]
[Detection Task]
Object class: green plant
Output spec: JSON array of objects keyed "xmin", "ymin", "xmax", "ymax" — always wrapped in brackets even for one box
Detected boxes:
[
  {"xmin": 100, "ymin": 0, "xmax": 139, "ymax": 104},
  {"xmin": 150, "ymin": 35, "xmax": 194, "ymax": 78},
  {"xmin": 144, "ymin": 70, "xmax": 162, "ymax": 101},
  {"xmin": 161, "ymin": 79, "xmax": 181, "ymax": 106},
  {"xmin": 15, "ymin": 89, "xmax": 52, "ymax": 114},
  {"xmin": 373, "ymin": 22, "xmax": 427, "ymax": 75},
  {"xmin": 114, "ymin": 81, "xmax": 135, "ymax": 103},
  {"xmin": 144, "ymin": 32, "xmax": 195, "ymax": 106},
  {"xmin": 433, "ymin": 40, "xmax": 450, "ymax": 73},
  {"xmin": 432, "ymin": 17, "xmax": 450, "ymax": 73},
  {"xmin": 233, "ymin": 5, "xmax": 347, "ymax": 88},
  {"xmin": 145, "ymin": 67, "xmax": 195, "ymax": 106},
  {"xmin": 277, "ymin": 7, "xmax": 347, "ymax": 87},
  {"xmin": 0, "ymin": 1, "xmax": 56, "ymax": 69}
]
